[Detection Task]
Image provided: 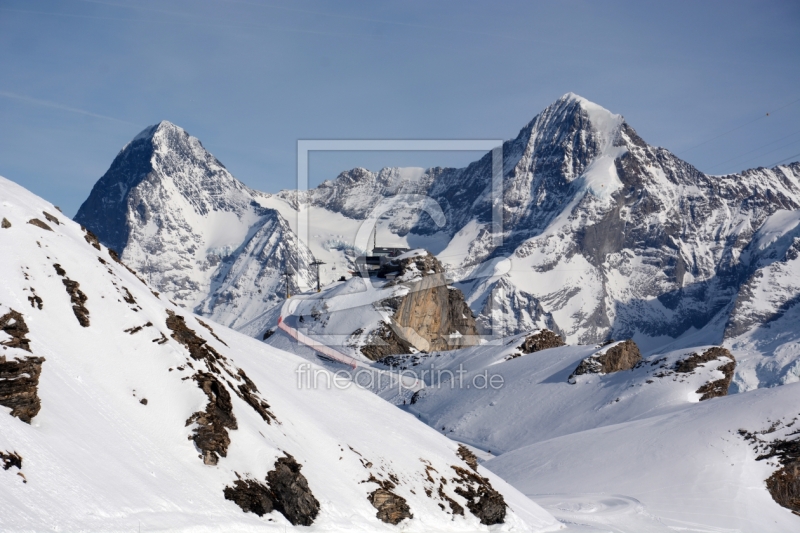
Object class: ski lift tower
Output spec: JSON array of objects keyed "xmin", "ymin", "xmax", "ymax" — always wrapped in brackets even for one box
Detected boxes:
[{"xmin": 310, "ymin": 260, "xmax": 326, "ymax": 292}]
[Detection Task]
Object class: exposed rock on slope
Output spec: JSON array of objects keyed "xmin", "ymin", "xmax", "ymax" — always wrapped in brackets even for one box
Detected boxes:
[
  {"xmin": 368, "ymin": 486, "xmax": 412, "ymax": 525},
  {"xmin": 767, "ymin": 462, "xmax": 800, "ymax": 516},
  {"xmin": 451, "ymin": 465, "xmax": 506, "ymax": 525},
  {"xmin": 741, "ymin": 418, "xmax": 800, "ymax": 516},
  {"xmin": 225, "ymin": 454, "xmax": 320, "ymax": 526},
  {"xmin": 675, "ymin": 347, "xmax": 736, "ymax": 400},
  {"xmin": 0, "ymin": 310, "xmax": 31, "ymax": 352},
  {"xmin": 265, "ymin": 454, "xmax": 320, "ymax": 526},
  {"xmin": 569, "ymin": 339, "xmax": 641, "ymax": 381},
  {"xmin": 519, "ymin": 330, "xmax": 565, "ymax": 354},
  {"xmin": 52, "ymin": 264, "xmax": 90, "ymax": 327},
  {"xmin": 0, "ymin": 356, "xmax": 44, "ymax": 424},
  {"xmin": 0, "ymin": 310, "xmax": 43, "ymax": 424},
  {"xmin": 186, "ymin": 371, "xmax": 237, "ymax": 465},
  {"xmin": 0, "ymin": 450, "xmax": 22, "ymax": 470},
  {"xmin": 362, "ymin": 252, "xmax": 479, "ymax": 360}
]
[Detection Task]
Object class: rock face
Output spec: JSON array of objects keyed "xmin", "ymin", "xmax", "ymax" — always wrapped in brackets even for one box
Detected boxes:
[
  {"xmin": 0, "ymin": 356, "xmax": 44, "ymax": 423},
  {"xmin": 675, "ymin": 347, "xmax": 736, "ymax": 400},
  {"xmin": 224, "ymin": 454, "xmax": 320, "ymax": 526},
  {"xmin": 0, "ymin": 450, "xmax": 22, "ymax": 470},
  {"xmin": 74, "ymin": 121, "xmax": 315, "ymax": 325},
  {"xmin": 368, "ymin": 487, "xmax": 412, "ymax": 525},
  {"xmin": 0, "ymin": 310, "xmax": 44, "ymax": 424},
  {"xmin": 457, "ymin": 444, "xmax": 480, "ymax": 471},
  {"xmin": 0, "ymin": 310, "xmax": 31, "ymax": 352},
  {"xmin": 570, "ymin": 339, "xmax": 641, "ymax": 381},
  {"xmin": 362, "ymin": 252, "xmax": 479, "ymax": 360},
  {"xmin": 451, "ymin": 465, "xmax": 506, "ymax": 525},
  {"xmin": 223, "ymin": 478, "xmax": 274, "ymax": 517},
  {"xmin": 266, "ymin": 454, "xmax": 321, "ymax": 526},
  {"xmin": 51, "ymin": 264, "xmax": 90, "ymax": 327},
  {"xmin": 519, "ymin": 329, "xmax": 565, "ymax": 354},
  {"xmin": 747, "ymin": 431, "xmax": 800, "ymax": 515},
  {"xmin": 186, "ymin": 371, "xmax": 237, "ymax": 465},
  {"xmin": 766, "ymin": 462, "xmax": 800, "ymax": 515}
]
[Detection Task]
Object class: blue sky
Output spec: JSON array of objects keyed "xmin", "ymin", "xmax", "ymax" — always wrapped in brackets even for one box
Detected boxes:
[{"xmin": 1, "ymin": 0, "xmax": 799, "ymax": 216}]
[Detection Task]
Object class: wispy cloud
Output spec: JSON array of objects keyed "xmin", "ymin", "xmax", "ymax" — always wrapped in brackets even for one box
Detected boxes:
[{"xmin": 0, "ymin": 90, "xmax": 138, "ymax": 126}]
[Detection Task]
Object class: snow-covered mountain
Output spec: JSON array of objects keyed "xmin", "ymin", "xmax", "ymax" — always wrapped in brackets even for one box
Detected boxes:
[
  {"xmin": 264, "ymin": 94, "xmax": 800, "ymax": 390},
  {"xmin": 75, "ymin": 96, "xmax": 800, "ymax": 392},
  {"xmin": 74, "ymin": 121, "xmax": 315, "ymax": 324},
  {"xmin": 0, "ymin": 175, "xmax": 560, "ymax": 532}
]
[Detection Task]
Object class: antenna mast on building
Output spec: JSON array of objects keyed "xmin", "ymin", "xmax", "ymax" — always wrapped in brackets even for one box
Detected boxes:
[{"xmin": 310, "ymin": 260, "xmax": 326, "ymax": 292}]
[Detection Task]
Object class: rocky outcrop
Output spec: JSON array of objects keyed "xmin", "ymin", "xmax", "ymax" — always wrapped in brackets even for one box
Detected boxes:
[
  {"xmin": 675, "ymin": 347, "xmax": 735, "ymax": 401},
  {"xmin": 747, "ymin": 432, "xmax": 800, "ymax": 515},
  {"xmin": 1, "ymin": 450, "xmax": 22, "ymax": 470},
  {"xmin": 767, "ymin": 462, "xmax": 800, "ymax": 515},
  {"xmin": 52, "ymin": 264, "xmax": 90, "ymax": 327},
  {"xmin": 362, "ymin": 253, "xmax": 479, "ymax": 360},
  {"xmin": 0, "ymin": 356, "xmax": 44, "ymax": 423},
  {"xmin": 81, "ymin": 226, "xmax": 102, "ymax": 250},
  {"xmin": 520, "ymin": 329, "xmax": 565, "ymax": 353},
  {"xmin": 457, "ymin": 444, "xmax": 479, "ymax": 471},
  {"xmin": 369, "ymin": 487, "xmax": 412, "ymax": 525},
  {"xmin": 1, "ymin": 218, "xmax": 10, "ymax": 228},
  {"xmin": 1, "ymin": 310, "xmax": 32, "ymax": 352},
  {"xmin": 266, "ymin": 454, "xmax": 320, "ymax": 526},
  {"xmin": 569, "ymin": 339, "xmax": 641, "ymax": 381},
  {"xmin": 224, "ymin": 454, "xmax": 320, "ymax": 526},
  {"xmin": 223, "ymin": 477, "xmax": 275, "ymax": 517},
  {"xmin": 42, "ymin": 211, "xmax": 61, "ymax": 226},
  {"xmin": 0, "ymin": 310, "xmax": 44, "ymax": 424},
  {"xmin": 166, "ymin": 310, "xmax": 225, "ymax": 370},
  {"xmin": 186, "ymin": 371, "xmax": 237, "ymax": 465},
  {"xmin": 512, "ymin": 330, "xmax": 565, "ymax": 359},
  {"xmin": 27, "ymin": 218, "xmax": 52, "ymax": 231},
  {"xmin": 165, "ymin": 311, "xmax": 277, "ymax": 463},
  {"xmin": 451, "ymin": 465, "xmax": 506, "ymax": 525}
]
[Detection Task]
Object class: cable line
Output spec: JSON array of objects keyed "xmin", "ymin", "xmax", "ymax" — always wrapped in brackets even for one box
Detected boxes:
[
  {"xmin": 769, "ymin": 152, "xmax": 800, "ymax": 167},
  {"xmin": 678, "ymin": 96, "xmax": 800, "ymax": 156},
  {"xmin": 706, "ymin": 129, "xmax": 800, "ymax": 172},
  {"xmin": 717, "ymin": 138, "xmax": 800, "ymax": 174}
]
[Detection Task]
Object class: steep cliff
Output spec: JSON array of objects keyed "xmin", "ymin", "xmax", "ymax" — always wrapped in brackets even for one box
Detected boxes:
[{"xmin": 361, "ymin": 251, "xmax": 479, "ymax": 360}]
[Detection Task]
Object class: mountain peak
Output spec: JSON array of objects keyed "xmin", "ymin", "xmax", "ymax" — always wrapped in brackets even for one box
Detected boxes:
[
  {"xmin": 127, "ymin": 120, "xmax": 187, "ymax": 147},
  {"xmin": 550, "ymin": 93, "xmax": 623, "ymax": 134}
]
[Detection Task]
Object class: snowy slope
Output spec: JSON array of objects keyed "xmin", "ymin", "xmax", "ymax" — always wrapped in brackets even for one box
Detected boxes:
[
  {"xmin": 342, "ymin": 336, "xmax": 737, "ymax": 455},
  {"xmin": 486, "ymin": 383, "xmax": 800, "ymax": 532},
  {"xmin": 262, "ymin": 282, "xmax": 800, "ymax": 530},
  {"xmin": 0, "ymin": 175, "xmax": 558, "ymax": 532}
]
